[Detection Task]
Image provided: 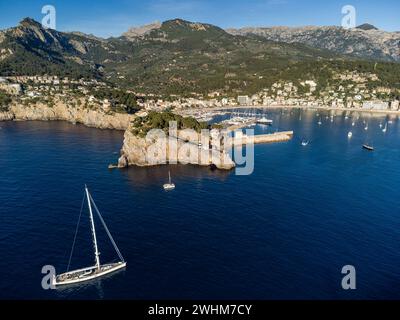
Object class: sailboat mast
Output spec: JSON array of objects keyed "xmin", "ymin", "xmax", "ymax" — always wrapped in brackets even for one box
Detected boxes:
[{"xmin": 86, "ymin": 186, "xmax": 100, "ymax": 270}]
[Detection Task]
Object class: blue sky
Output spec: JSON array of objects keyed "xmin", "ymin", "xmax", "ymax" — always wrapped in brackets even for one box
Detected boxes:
[{"xmin": 0, "ymin": 0, "xmax": 398, "ymax": 37}]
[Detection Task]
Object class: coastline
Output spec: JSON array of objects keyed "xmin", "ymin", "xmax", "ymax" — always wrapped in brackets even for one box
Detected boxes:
[
  {"xmin": 206, "ymin": 104, "xmax": 400, "ymax": 116},
  {"xmin": 0, "ymin": 103, "xmax": 135, "ymax": 130}
]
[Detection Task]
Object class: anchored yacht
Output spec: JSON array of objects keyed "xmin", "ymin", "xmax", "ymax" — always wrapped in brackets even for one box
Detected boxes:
[{"xmin": 52, "ymin": 186, "xmax": 126, "ymax": 286}]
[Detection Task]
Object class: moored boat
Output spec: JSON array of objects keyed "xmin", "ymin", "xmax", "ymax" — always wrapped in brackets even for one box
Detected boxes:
[
  {"xmin": 163, "ymin": 171, "xmax": 175, "ymax": 190},
  {"xmin": 362, "ymin": 144, "xmax": 374, "ymax": 151}
]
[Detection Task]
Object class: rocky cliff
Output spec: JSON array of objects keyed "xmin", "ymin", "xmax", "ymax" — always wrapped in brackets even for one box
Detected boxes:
[
  {"xmin": 227, "ymin": 25, "xmax": 400, "ymax": 62},
  {"xmin": 118, "ymin": 128, "xmax": 235, "ymax": 170},
  {"xmin": 0, "ymin": 102, "xmax": 134, "ymax": 130},
  {"xmin": 1, "ymin": 104, "xmax": 235, "ymax": 170}
]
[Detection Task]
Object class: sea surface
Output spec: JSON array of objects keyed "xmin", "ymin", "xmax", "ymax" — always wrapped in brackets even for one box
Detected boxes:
[{"xmin": 1, "ymin": 109, "xmax": 400, "ymax": 300}]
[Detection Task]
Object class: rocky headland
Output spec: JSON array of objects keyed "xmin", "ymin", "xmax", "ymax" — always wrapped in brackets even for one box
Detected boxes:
[
  {"xmin": 117, "ymin": 126, "xmax": 236, "ymax": 170},
  {"xmin": 0, "ymin": 104, "xmax": 236, "ymax": 170},
  {"xmin": 0, "ymin": 102, "xmax": 134, "ymax": 130}
]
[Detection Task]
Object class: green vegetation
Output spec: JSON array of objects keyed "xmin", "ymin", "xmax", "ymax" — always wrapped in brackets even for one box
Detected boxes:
[
  {"xmin": 92, "ymin": 88, "xmax": 140, "ymax": 114},
  {"xmin": 130, "ymin": 111, "xmax": 209, "ymax": 137},
  {"xmin": 0, "ymin": 90, "xmax": 12, "ymax": 111},
  {"xmin": 1, "ymin": 18, "xmax": 399, "ymax": 99}
]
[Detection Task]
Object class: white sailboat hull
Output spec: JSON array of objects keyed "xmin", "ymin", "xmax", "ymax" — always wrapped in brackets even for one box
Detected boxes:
[
  {"xmin": 53, "ymin": 262, "xmax": 126, "ymax": 286},
  {"xmin": 163, "ymin": 183, "xmax": 175, "ymax": 190}
]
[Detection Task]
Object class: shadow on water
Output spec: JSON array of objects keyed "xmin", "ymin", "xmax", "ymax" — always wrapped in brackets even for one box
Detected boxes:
[{"xmin": 54, "ymin": 268, "xmax": 127, "ymax": 300}]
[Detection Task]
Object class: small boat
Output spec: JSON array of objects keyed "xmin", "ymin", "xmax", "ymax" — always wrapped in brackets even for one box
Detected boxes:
[
  {"xmin": 379, "ymin": 123, "xmax": 383, "ymax": 129},
  {"xmin": 301, "ymin": 140, "xmax": 309, "ymax": 146},
  {"xmin": 52, "ymin": 186, "xmax": 126, "ymax": 287},
  {"xmin": 352, "ymin": 121, "xmax": 355, "ymax": 127},
  {"xmin": 318, "ymin": 118, "xmax": 322, "ymax": 125},
  {"xmin": 163, "ymin": 171, "xmax": 175, "ymax": 191},
  {"xmin": 257, "ymin": 117, "xmax": 273, "ymax": 125},
  {"xmin": 388, "ymin": 120, "xmax": 394, "ymax": 124},
  {"xmin": 364, "ymin": 123, "xmax": 369, "ymax": 131},
  {"xmin": 363, "ymin": 144, "xmax": 374, "ymax": 151},
  {"xmin": 382, "ymin": 123, "xmax": 387, "ymax": 133},
  {"xmin": 348, "ymin": 132, "xmax": 353, "ymax": 138}
]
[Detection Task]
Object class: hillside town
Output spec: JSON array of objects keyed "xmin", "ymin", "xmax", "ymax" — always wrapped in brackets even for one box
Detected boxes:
[{"xmin": 0, "ymin": 71, "xmax": 399, "ymax": 115}]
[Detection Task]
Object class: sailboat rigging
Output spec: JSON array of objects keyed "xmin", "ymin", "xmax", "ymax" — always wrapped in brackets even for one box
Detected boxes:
[{"xmin": 52, "ymin": 186, "xmax": 126, "ymax": 286}]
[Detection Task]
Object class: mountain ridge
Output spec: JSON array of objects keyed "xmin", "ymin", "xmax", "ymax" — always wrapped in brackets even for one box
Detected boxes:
[
  {"xmin": 226, "ymin": 24, "xmax": 400, "ymax": 62},
  {"xmin": 1, "ymin": 18, "xmax": 399, "ymax": 96}
]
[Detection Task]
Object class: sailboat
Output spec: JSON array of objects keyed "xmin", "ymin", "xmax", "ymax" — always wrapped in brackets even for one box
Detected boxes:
[
  {"xmin": 348, "ymin": 131, "xmax": 353, "ymax": 138},
  {"xmin": 364, "ymin": 123, "xmax": 369, "ymax": 131},
  {"xmin": 163, "ymin": 171, "xmax": 175, "ymax": 190},
  {"xmin": 52, "ymin": 186, "xmax": 126, "ymax": 287},
  {"xmin": 318, "ymin": 118, "xmax": 322, "ymax": 125},
  {"xmin": 382, "ymin": 123, "xmax": 388, "ymax": 133},
  {"xmin": 301, "ymin": 140, "xmax": 309, "ymax": 146}
]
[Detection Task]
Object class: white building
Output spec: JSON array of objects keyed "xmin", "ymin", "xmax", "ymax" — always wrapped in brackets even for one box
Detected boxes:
[
  {"xmin": 0, "ymin": 81, "xmax": 22, "ymax": 95},
  {"xmin": 237, "ymin": 95, "xmax": 251, "ymax": 106},
  {"xmin": 391, "ymin": 100, "xmax": 400, "ymax": 110},
  {"xmin": 302, "ymin": 80, "xmax": 317, "ymax": 93},
  {"xmin": 362, "ymin": 101, "xmax": 389, "ymax": 110}
]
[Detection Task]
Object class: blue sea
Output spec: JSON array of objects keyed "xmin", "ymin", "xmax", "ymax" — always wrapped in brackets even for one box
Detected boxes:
[{"xmin": 1, "ymin": 108, "xmax": 400, "ymax": 300}]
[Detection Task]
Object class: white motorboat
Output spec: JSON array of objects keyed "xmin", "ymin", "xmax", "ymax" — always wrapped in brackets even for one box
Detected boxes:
[
  {"xmin": 257, "ymin": 117, "xmax": 273, "ymax": 125},
  {"xmin": 52, "ymin": 186, "xmax": 126, "ymax": 287},
  {"xmin": 301, "ymin": 140, "xmax": 309, "ymax": 146},
  {"xmin": 348, "ymin": 132, "xmax": 353, "ymax": 138}
]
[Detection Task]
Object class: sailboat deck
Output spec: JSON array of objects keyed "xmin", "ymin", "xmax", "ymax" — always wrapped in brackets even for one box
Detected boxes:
[{"xmin": 54, "ymin": 262, "xmax": 126, "ymax": 286}]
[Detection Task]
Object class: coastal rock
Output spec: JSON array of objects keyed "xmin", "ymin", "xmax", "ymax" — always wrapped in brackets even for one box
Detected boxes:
[
  {"xmin": 118, "ymin": 128, "xmax": 236, "ymax": 170},
  {"xmin": 0, "ymin": 110, "xmax": 14, "ymax": 121},
  {"xmin": 2, "ymin": 103, "xmax": 135, "ymax": 130}
]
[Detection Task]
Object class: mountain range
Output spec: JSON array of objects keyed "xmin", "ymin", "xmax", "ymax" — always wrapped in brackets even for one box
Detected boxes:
[
  {"xmin": 227, "ymin": 24, "xmax": 400, "ymax": 62},
  {"xmin": 0, "ymin": 18, "xmax": 399, "ymax": 96}
]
